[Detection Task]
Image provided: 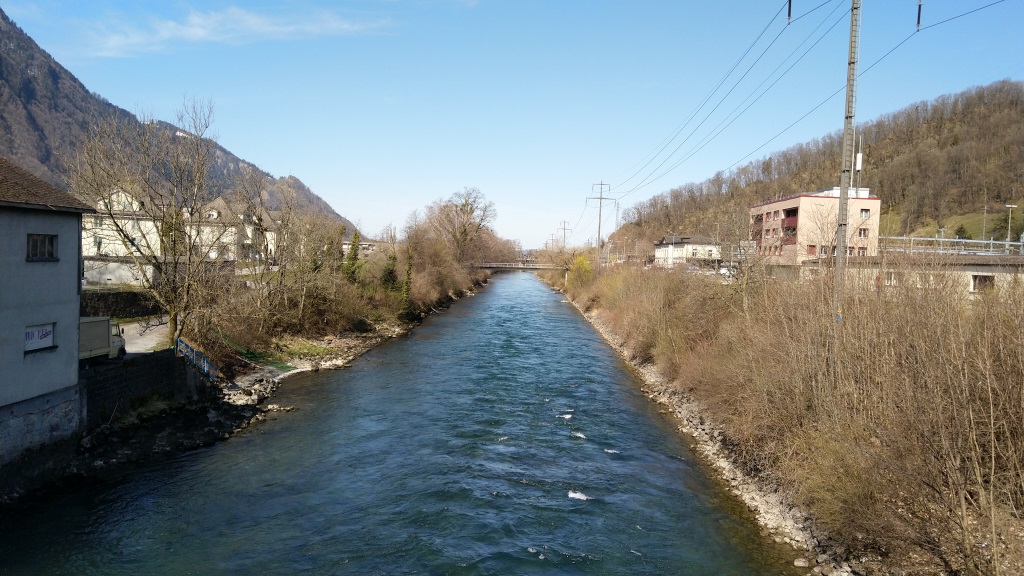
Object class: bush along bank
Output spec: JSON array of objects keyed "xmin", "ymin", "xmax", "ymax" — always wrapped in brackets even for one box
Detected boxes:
[{"xmin": 539, "ymin": 263, "xmax": 1024, "ymax": 576}]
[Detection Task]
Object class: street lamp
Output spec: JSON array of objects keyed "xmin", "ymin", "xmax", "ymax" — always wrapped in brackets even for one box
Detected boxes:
[{"xmin": 1007, "ymin": 204, "xmax": 1018, "ymax": 243}]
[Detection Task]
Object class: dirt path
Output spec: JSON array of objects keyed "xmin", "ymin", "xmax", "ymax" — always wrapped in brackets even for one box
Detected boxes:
[{"xmin": 122, "ymin": 317, "xmax": 171, "ymax": 355}]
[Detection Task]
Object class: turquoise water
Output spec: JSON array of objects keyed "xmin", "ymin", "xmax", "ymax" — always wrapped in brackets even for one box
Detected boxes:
[{"xmin": 0, "ymin": 272, "xmax": 798, "ymax": 575}]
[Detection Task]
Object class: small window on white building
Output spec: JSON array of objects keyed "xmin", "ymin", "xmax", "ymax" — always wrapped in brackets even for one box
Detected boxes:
[
  {"xmin": 858, "ymin": 228, "xmax": 868, "ymax": 238},
  {"xmin": 860, "ymin": 208, "xmax": 870, "ymax": 220},
  {"xmin": 807, "ymin": 245, "xmax": 817, "ymax": 255}
]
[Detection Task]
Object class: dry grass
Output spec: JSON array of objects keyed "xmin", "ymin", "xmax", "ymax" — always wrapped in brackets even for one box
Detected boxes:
[{"xmin": 581, "ymin": 264, "xmax": 1024, "ymax": 575}]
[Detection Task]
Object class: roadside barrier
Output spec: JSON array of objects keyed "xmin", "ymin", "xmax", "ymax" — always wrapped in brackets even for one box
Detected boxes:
[{"xmin": 176, "ymin": 338, "xmax": 218, "ymax": 380}]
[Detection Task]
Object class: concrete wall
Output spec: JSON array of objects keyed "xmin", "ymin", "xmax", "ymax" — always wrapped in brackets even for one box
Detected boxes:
[
  {"xmin": 0, "ymin": 385, "xmax": 82, "ymax": 465},
  {"xmin": 83, "ymin": 258, "xmax": 154, "ymax": 286}
]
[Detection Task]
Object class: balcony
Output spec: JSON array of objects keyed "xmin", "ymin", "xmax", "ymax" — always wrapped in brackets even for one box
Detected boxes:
[{"xmin": 781, "ymin": 215, "xmax": 798, "ymax": 229}]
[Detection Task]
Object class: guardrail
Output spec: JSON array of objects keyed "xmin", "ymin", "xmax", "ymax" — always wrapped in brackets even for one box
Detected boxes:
[
  {"xmin": 880, "ymin": 236, "xmax": 1023, "ymax": 256},
  {"xmin": 476, "ymin": 262, "xmax": 564, "ymax": 269},
  {"xmin": 177, "ymin": 338, "xmax": 219, "ymax": 380}
]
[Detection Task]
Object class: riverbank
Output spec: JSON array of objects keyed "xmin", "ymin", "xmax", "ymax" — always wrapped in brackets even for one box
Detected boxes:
[
  {"xmin": 566, "ymin": 296, "xmax": 857, "ymax": 576},
  {"xmin": 0, "ymin": 318, "xmax": 413, "ymax": 507}
]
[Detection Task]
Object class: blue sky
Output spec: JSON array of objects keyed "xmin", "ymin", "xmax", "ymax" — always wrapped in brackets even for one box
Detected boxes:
[{"xmin": 6, "ymin": 0, "xmax": 1023, "ymax": 248}]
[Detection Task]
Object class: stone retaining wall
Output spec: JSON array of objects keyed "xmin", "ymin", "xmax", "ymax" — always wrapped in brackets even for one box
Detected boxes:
[
  {"xmin": 0, "ymin": 386, "xmax": 82, "ymax": 466},
  {"xmin": 81, "ymin": 350, "xmax": 194, "ymax": 429},
  {"xmin": 80, "ymin": 288, "xmax": 161, "ymax": 319}
]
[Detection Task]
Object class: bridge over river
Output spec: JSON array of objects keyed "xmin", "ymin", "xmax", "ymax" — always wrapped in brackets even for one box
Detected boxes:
[{"xmin": 477, "ymin": 262, "xmax": 565, "ymax": 270}]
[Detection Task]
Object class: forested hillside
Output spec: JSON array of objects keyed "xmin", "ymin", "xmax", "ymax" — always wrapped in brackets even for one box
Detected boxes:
[{"xmin": 620, "ymin": 79, "xmax": 1024, "ymax": 244}]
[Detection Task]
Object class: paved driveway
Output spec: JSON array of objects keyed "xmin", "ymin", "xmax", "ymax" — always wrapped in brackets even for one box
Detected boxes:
[{"xmin": 122, "ymin": 317, "xmax": 172, "ymax": 354}]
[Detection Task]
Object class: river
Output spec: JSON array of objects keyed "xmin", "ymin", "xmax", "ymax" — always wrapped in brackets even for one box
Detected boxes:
[{"xmin": 0, "ymin": 272, "xmax": 799, "ymax": 575}]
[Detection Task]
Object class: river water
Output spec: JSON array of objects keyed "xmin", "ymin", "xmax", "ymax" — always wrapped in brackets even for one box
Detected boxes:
[{"xmin": 1, "ymin": 272, "xmax": 799, "ymax": 575}]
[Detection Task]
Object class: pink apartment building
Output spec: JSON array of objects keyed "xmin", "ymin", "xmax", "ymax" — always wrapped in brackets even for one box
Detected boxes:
[{"xmin": 750, "ymin": 187, "xmax": 881, "ymax": 266}]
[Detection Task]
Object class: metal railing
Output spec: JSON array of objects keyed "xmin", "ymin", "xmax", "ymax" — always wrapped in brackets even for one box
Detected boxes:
[
  {"xmin": 879, "ymin": 236, "xmax": 1023, "ymax": 256},
  {"xmin": 476, "ymin": 262, "xmax": 564, "ymax": 270},
  {"xmin": 177, "ymin": 338, "xmax": 219, "ymax": 380}
]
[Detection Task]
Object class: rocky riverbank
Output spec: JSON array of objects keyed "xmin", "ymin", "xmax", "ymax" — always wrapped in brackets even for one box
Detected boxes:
[
  {"xmin": 0, "ymin": 319, "xmax": 411, "ymax": 507},
  {"xmin": 573, "ymin": 301, "xmax": 860, "ymax": 576}
]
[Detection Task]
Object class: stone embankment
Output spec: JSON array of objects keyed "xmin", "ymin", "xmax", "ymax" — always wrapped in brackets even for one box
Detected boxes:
[
  {"xmin": 575, "ymin": 302, "xmax": 858, "ymax": 576},
  {"xmin": 0, "ymin": 320, "xmax": 409, "ymax": 506}
]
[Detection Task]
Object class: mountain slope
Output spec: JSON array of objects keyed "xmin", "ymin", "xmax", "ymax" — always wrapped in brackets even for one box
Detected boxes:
[
  {"xmin": 619, "ymin": 79, "xmax": 1024, "ymax": 245},
  {"xmin": 0, "ymin": 8, "xmax": 356, "ymax": 235}
]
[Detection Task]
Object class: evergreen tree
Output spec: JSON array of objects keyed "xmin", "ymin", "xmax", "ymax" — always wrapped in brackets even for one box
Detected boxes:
[
  {"xmin": 381, "ymin": 252, "xmax": 400, "ymax": 291},
  {"xmin": 343, "ymin": 231, "xmax": 361, "ymax": 283}
]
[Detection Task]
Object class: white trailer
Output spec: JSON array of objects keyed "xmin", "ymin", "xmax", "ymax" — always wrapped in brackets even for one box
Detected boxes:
[{"xmin": 79, "ymin": 316, "xmax": 126, "ymax": 363}]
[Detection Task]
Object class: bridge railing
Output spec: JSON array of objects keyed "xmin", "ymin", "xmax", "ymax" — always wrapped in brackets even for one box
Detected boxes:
[{"xmin": 476, "ymin": 262, "xmax": 564, "ymax": 269}]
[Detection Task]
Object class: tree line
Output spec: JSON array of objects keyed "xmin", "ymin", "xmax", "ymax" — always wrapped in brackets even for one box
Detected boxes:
[
  {"xmin": 620, "ymin": 79, "xmax": 1024, "ymax": 247},
  {"xmin": 68, "ymin": 100, "xmax": 518, "ymax": 360}
]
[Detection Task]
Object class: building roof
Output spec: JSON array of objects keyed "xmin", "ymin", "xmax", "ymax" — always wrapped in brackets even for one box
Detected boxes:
[
  {"xmin": 750, "ymin": 187, "xmax": 879, "ymax": 210},
  {"xmin": 655, "ymin": 235, "xmax": 717, "ymax": 246},
  {"xmin": 0, "ymin": 156, "xmax": 93, "ymax": 213}
]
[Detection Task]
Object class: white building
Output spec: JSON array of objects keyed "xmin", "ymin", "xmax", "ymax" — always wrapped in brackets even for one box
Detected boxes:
[
  {"xmin": 653, "ymin": 235, "xmax": 721, "ymax": 268},
  {"xmin": 0, "ymin": 157, "xmax": 93, "ymax": 464}
]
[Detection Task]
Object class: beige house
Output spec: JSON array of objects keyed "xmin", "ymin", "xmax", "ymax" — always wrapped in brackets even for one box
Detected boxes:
[
  {"xmin": 750, "ymin": 187, "xmax": 881, "ymax": 266},
  {"xmin": 82, "ymin": 193, "xmax": 282, "ymax": 285},
  {"xmin": 653, "ymin": 235, "xmax": 720, "ymax": 268},
  {"xmin": 82, "ymin": 190, "xmax": 163, "ymax": 285},
  {"xmin": 196, "ymin": 197, "xmax": 280, "ymax": 263}
]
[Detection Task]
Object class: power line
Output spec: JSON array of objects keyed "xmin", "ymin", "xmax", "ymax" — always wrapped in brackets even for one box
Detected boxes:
[
  {"xmin": 609, "ymin": 0, "xmax": 790, "ymax": 194},
  {"xmin": 614, "ymin": 1, "xmax": 849, "ymax": 202},
  {"xmin": 725, "ymin": 0, "xmax": 1012, "ymax": 172},
  {"xmin": 647, "ymin": 3, "xmax": 850, "ymax": 188},
  {"xmin": 919, "ymin": 0, "xmax": 1009, "ymax": 31},
  {"xmin": 617, "ymin": 17, "xmax": 792, "ymax": 199}
]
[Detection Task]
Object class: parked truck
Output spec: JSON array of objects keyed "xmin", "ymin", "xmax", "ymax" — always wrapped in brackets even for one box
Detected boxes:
[{"xmin": 79, "ymin": 316, "xmax": 126, "ymax": 364}]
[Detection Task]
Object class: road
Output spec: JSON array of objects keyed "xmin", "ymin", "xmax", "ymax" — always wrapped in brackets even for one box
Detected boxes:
[{"xmin": 122, "ymin": 317, "xmax": 171, "ymax": 355}]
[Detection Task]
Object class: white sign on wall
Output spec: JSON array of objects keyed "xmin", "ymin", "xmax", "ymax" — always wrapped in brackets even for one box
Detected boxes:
[{"xmin": 25, "ymin": 323, "xmax": 55, "ymax": 351}]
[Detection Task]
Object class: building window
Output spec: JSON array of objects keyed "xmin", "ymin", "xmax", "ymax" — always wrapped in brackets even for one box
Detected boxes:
[
  {"xmin": 858, "ymin": 228, "xmax": 868, "ymax": 238},
  {"xmin": 27, "ymin": 234, "xmax": 58, "ymax": 261},
  {"xmin": 773, "ymin": 210, "xmax": 780, "ymax": 220},
  {"xmin": 972, "ymin": 275, "xmax": 995, "ymax": 292},
  {"xmin": 857, "ymin": 247, "xmax": 866, "ymax": 256},
  {"xmin": 25, "ymin": 322, "xmax": 56, "ymax": 353},
  {"xmin": 807, "ymin": 245, "xmax": 817, "ymax": 255},
  {"xmin": 860, "ymin": 208, "xmax": 870, "ymax": 220}
]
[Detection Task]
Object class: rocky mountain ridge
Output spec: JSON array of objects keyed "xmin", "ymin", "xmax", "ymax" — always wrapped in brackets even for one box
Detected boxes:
[{"xmin": 0, "ymin": 7, "xmax": 357, "ymax": 235}]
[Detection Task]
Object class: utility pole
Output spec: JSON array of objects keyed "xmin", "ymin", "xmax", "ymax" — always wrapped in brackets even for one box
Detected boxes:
[
  {"xmin": 834, "ymin": 0, "xmax": 861, "ymax": 323},
  {"xmin": 589, "ymin": 181, "xmax": 611, "ymax": 269},
  {"xmin": 558, "ymin": 220, "xmax": 571, "ymax": 248}
]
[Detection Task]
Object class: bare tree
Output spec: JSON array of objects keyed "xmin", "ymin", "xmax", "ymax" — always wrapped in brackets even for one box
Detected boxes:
[
  {"xmin": 425, "ymin": 187, "xmax": 495, "ymax": 265},
  {"xmin": 69, "ymin": 99, "xmax": 230, "ymax": 345}
]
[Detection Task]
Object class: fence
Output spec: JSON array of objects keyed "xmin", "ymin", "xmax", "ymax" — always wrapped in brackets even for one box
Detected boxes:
[{"xmin": 176, "ymin": 338, "xmax": 219, "ymax": 380}]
